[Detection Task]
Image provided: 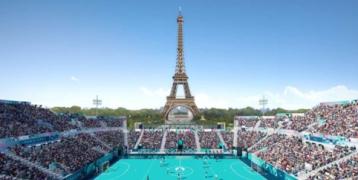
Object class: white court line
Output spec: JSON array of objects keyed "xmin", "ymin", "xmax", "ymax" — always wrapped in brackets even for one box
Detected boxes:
[
  {"xmin": 172, "ymin": 156, "xmax": 195, "ymax": 178},
  {"xmin": 115, "ymin": 162, "xmax": 130, "ymax": 178},
  {"xmin": 230, "ymin": 162, "xmax": 254, "ymax": 180},
  {"xmin": 233, "ymin": 161, "xmax": 261, "ymax": 177},
  {"xmin": 168, "ymin": 166, "xmax": 194, "ymax": 177},
  {"xmin": 200, "ymin": 158, "xmax": 220, "ymax": 179},
  {"xmin": 206, "ymin": 159, "xmax": 217, "ymax": 177},
  {"xmin": 142, "ymin": 159, "xmax": 155, "ymax": 180}
]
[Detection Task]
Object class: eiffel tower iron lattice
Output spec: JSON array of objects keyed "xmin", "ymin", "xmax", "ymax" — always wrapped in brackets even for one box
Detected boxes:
[{"xmin": 162, "ymin": 9, "xmax": 199, "ymax": 121}]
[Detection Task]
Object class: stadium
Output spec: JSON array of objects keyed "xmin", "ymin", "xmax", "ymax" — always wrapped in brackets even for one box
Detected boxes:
[
  {"xmin": 1, "ymin": 98, "xmax": 358, "ymax": 180},
  {"xmin": 1, "ymin": 1, "xmax": 358, "ymax": 180}
]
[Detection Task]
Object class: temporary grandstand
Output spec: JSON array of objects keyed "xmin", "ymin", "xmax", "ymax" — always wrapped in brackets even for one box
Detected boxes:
[{"xmin": 1, "ymin": 99, "xmax": 358, "ymax": 179}]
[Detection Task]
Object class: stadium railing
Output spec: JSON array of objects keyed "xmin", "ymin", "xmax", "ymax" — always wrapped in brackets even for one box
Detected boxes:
[{"xmin": 247, "ymin": 153, "xmax": 297, "ymax": 180}]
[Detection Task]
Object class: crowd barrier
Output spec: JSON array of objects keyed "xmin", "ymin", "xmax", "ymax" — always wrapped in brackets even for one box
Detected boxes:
[
  {"xmin": 17, "ymin": 132, "xmax": 60, "ymax": 146},
  {"xmin": 247, "ymin": 153, "xmax": 297, "ymax": 180},
  {"xmin": 65, "ymin": 147, "xmax": 121, "ymax": 180},
  {"xmin": 304, "ymin": 134, "xmax": 347, "ymax": 145},
  {"xmin": 0, "ymin": 132, "xmax": 60, "ymax": 150}
]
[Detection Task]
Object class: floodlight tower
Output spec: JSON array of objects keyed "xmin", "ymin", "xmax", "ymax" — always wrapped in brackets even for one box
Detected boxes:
[
  {"xmin": 93, "ymin": 95, "xmax": 102, "ymax": 117},
  {"xmin": 259, "ymin": 96, "xmax": 268, "ymax": 116}
]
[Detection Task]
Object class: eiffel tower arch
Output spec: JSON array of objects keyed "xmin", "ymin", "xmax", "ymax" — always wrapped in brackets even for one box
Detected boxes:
[{"xmin": 162, "ymin": 10, "xmax": 199, "ymax": 122}]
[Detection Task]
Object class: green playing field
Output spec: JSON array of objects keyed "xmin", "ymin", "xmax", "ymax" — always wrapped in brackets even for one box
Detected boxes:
[{"xmin": 96, "ymin": 156, "xmax": 266, "ymax": 180}]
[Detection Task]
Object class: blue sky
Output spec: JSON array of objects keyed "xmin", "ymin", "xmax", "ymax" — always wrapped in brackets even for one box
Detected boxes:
[{"xmin": 0, "ymin": 0, "xmax": 357, "ymax": 110}]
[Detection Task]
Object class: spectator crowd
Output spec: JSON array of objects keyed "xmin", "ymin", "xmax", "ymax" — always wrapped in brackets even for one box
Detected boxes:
[
  {"xmin": 198, "ymin": 131, "xmax": 219, "ymax": 149},
  {"xmin": 235, "ymin": 117, "xmax": 258, "ymax": 127},
  {"xmin": 10, "ymin": 133, "xmax": 109, "ymax": 174},
  {"xmin": 139, "ymin": 130, "xmax": 163, "ymax": 150},
  {"xmin": 309, "ymin": 154, "xmax": 358, "ymax": 179},
  {"xmin": 1, "ymin": 99, "xmax": 358, "ymax": 179},
  {"xmin": 0, "ymin": 101, "xmax": 125, "ymax": 139},
  {"xmin": 0, "ymin": 153, "xmax": 49, "ymax": 179},
  {"xmin": 253, "ymin": 134, "xmax": 353, "ymax": 175},
  {"xmin": 165, "ymin": 130, "xmax": 196, "ymax": 151}
]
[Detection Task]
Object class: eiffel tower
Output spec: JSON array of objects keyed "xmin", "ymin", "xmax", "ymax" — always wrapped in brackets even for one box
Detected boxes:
[{"xmin": 162, "ymin": 9, "xmax": 199, "ymax": 121}]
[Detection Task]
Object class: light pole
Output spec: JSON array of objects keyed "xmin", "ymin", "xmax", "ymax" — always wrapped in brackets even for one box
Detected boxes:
[
  {"xmin": 259, "ymin": 96, "xmax": 268, "ymax": 116},
  {"xmin": 93, "ymin": 95, "xmax": 102, "ymax": 117}
]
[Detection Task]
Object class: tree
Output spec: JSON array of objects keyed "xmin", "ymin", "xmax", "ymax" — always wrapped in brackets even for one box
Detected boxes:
[{"xmin": 51, "ymin": 106, "xmax": 309, "ymax": 128}]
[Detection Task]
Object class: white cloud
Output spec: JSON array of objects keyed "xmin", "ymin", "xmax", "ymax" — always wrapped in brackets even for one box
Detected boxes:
[
  {"xmin": 136, "ymin": 87, "xmax": 170, "ymax": 109},
  {"xmin": 70, "ymin": 76, "xmax": 79, "ymax": 81},
  {"xmin": 23, "ymin": 85, "xmax": 358, "ymax": 110},
  {"xmin": 140, "ymin": 87, "xmax": 154, "ymax": 96},
  {"xmin": 234, "ymin": 85, "xmax": 358, "ymax": 110},
  {"xmin": 196, "ymin": 93, "xmax": 230, "ymax": 108},
  {"xmin": 140, "ymin": 87, "xmax": 169, "ymax": 97}
]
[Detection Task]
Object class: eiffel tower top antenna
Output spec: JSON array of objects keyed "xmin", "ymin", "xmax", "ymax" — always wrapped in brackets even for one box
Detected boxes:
[
  {"xmin": 176, "ymin": 6, "xmax": 185, "ymax": 75},
  {"xmin": 178, "ymin": 6, "xmax": 182, "ymax": 16}
]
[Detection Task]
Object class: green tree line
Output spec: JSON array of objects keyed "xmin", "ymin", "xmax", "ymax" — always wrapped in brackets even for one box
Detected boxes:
[{"xmin": 51, "ymin": 106, "xmax": 308, "ymax": 128}]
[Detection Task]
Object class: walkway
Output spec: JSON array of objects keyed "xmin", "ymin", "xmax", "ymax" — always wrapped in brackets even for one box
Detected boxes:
[
  {"xmin": 160, "ymin": 130, "xmax": 168, "ymax": 153},
  {"xmin": 134, "ymin": 130, "xmax": 144, "ymax": 149},
  {"xmin": 194, "ymin": 130, "xmax": 201, "ymax": 152},
  {"xmin": 216, "ymin": 131, "xmax": 228, "ymax": 149}
]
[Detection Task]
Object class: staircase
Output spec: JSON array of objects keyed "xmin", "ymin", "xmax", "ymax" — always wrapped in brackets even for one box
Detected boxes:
[
  {"xmin": 134, "ymin": 130, "xmax": 144, "ymax": 149},
  {"xmin": 249, "ymin": 124, "xmax": 283, "ymax": 152},
  {"xmin": 298, "ymin": 151, "xmax": 358, "ymax": 180},
  {"xmin": 284, "ymin": 121, "xmax": 292, "ymax": 129},
  {"xmin": 248, "ymin": 131, "xmax": 273, "ymax": 152},
  {"xmin": 56, "ymin": 162, "xmax": 71, "ymax": 174},
  {"xmin": 216, "ymin": 131, "xmax": 227, "ymax": 149},
  {"xmin": 304, "ymin": 121, "xmax": 319, "ymax": 132},
  {"xmin": 0, "ymin": 175, "xmax": 19, "ymax": 179},
  {"xmin": 75, "ymin": 120, "xmax": 84, "ymax": 129},
  {"xmin": 37, "ymin": 120, "xmax": 54, "ymax": 131},
  {"xmin": 123, "ymin": 129, "xmax": 128, "ymax": 148},
  {"xmin": 99, "ymin": 121, "xmax": 107, "ymax": 128},
  {"xmin": 194, "ymin": 130, "xmax": 201, "ymax": 152},
  {"xmin": 160, "ymin": 130, "xmax": 168, "ymax": 153},
  {"xmin": 3, "ymin": 151, "xmax": 64, "ymax": 180},
  {"xmin": 254, "ymin": 120, "xmax": 261, "ymax": 129},
  {"xmin": 233, "ymin": 128, "xmax": 238, "ymax": 148},
  {"xmin": 89, "ymin": 133, "xmax": 112, "ymax": 150},
  {"xmin": 92, "ymin": 146, "xmax": 108, "ymax": 154}
]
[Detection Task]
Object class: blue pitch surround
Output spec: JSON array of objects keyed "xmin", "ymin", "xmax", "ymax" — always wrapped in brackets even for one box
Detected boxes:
[{"xmin": 96, "ymin": 156, "xmax": 265, "ymax": 180}]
